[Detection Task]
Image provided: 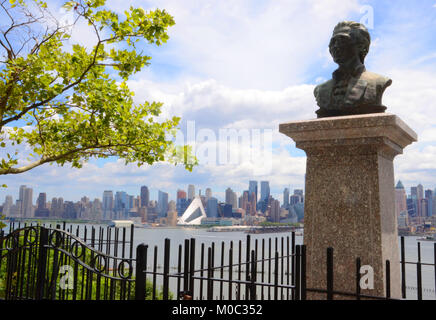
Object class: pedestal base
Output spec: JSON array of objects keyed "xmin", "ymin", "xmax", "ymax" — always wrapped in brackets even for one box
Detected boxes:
[{"xmin": 279, "ymin": 113, "xmax": 417, "ymax": 299}]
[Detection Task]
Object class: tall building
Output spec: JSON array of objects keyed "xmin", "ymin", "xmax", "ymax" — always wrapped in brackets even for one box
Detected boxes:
[
  {"xmin": 395, "ymin": 181, "xmax": 408, "ymax": 226},
  {"xmin": 294, "ymin": 189, "xmax": 304, "ymax": 202},
  {"xmin": 91, "ymin": 198, "xmax": 102, "ymax": 221},
  {"xmin": 420, "ymin": 198, "xmax": 428, "ymax": 221},
  {"xmin": 167, "ymin": 201, "xmax": 178, "ymax": 226},
  {"xmin": 176, "ymin": 189, "xmax": 189, "ymax": 217},
  {"xmin": 19, "ymin": 185, "xmax": 26, "ymax": 198},
  {"xmin": 63, "ymin": 201, "xmax": 77, "ymax": 219},
  {"xmin": 225, "ymin": 188, "xmax": 238, "ymax": 209},
  {"xmin": 158, "ymin": 190, "xmax": 169, "ymax": 218},
  {"xmin": 35, "ymin": 192, "xmax": 49, "ymax": 217},
  {"xmin": 260, "ymin": 181, "xmax": 269, "ymax": 202},
  {"xmin": 188, "ymin": 185, "xmax": 195, "ymax": 200},
  {"xmin": 2, "ymin": 195, "xmax": 13, "ymax": 217},
  {"xmin": 114, "ymin": 191, "xmax": 129, "ymax": 219},
  {"xmin": 218, "ymin": 203, "xmax": 233, "ymax": 218},
  {"xmin": 241, "ymin": 191, "xmax": 249, "ymax": 213},
  {"xmin": 140, "ymin": 186, "xmax": 149, "ymax": 208},
  {"xmin": 425, "ymin": 189, "xmax": 433, "ymax": 217},
  {"xmin": 206, "ymin": 197, "xmax": 218, "ymax": 218},
  {"xmin": 177, "ymin": 189, "xmax": 187, "ymax": 199},
  {"xmin": 411, "ymin": 184, "xmax": 424, "ymax": 217},
  {"xmin": 270, "ymin": 198, "xmax": 281, "ymax": 223},
  {"xmin": 249, "ymin": 181, "xmax": 258, "ymax": 202},
  {"xmin": 102, "ymin": 191, "xmax": 113, "ymax": 220},
  {"xmin": 406, "ymin": 197, "xmax": 416, "ymax": 217},
  {"xmin": 283, "ymin": 188, "xmax": 290, "ymax": 208},
  {"xmin": 22, "ymin": 187, "xmax": 33, "ymax": 218},
  {"xmin": 205, "ymin": 188, "xmax": 212, "ymax": 200},
  {"xmin": 259, "ymin": 181, "xmax": 270, "ymax": 214},
  {"xmin": 50, "ymin": 197, "xmax": 64, "ymax": 218}
]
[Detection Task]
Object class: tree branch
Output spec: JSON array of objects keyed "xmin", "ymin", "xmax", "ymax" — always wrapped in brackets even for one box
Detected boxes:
[{"xmin": 0, "ymin": 142, "xmax": 152, "ymax": 175}]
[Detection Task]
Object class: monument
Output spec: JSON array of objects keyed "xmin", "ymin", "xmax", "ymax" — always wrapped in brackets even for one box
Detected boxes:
[{"xmin": 279, "ymin": 21, "xmax": 417, "ymax": 299}]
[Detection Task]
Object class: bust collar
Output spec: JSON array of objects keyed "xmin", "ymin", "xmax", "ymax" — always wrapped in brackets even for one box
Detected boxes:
[{"xmin": 332, "ymin": 63, "xmax": 366, "ymax": 81}]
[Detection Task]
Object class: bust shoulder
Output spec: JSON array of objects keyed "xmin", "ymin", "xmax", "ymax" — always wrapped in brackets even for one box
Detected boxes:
[
  {"xmin": 359, "ymin": 71, "xmax": 392, "ymax": 91},
  {"xmin": 314, "ymin": 79, "xmax": 334, "ymax": 105}
]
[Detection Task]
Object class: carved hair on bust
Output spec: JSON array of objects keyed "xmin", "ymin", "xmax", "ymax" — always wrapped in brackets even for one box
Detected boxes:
[{"xmin": 330, "ymin": 21, "xmax": 370, "ymax": 64}]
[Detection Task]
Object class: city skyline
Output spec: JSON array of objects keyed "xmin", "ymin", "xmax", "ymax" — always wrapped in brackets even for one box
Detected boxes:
[
  {"xmin": 2, "ymin": 180, "xmax": 435, "ymax": 212},
  {"xmin": 1, "ymin": 180, "xmax": 294, "ymax": 206}
]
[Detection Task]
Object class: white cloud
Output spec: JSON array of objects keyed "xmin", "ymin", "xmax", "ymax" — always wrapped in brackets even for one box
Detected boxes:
[
  {"xmin": 109, "ymin": 0, "xmax": 361, "ymax": 89},
  {"xmin": 2, "ymin": 0, "xmax": 436, "ymax": 204}
]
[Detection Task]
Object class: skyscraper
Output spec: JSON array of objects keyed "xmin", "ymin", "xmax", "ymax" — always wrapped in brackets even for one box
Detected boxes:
[
  {"xmin": 206, "ymin": 197, "xmax": 218, "ymax": 218},
  {"xmin": 270, "ymin": 198, "xmax": 281, "ymax": 223},
  {"xmin": 2, "ymin": 195, "xmax": 13, "ymax": 217},
  {"xmin": 176, "ymin": 189, "xmax": 189, "ymax": 217},
  {"xmin": 241, "ymin": 191, "xmax": 249, "ymax": 213},
  {"xmin": 140, "ymin": 186, "xmax": 149, "ymax": 208},
  {"xmin": 425, "ymin": 189, "xmax": 433, "ymax": 217},
  {"xmin": 249, "ymin": 181, "xmax": 258, "ymax": 202},
  {"xmin": 395, "ymin": 181, "xmax": 408, "ymax": 226},
  {"xmin": 18, "ymin": 185, "xmax": 27, "ymax": 217},
  {"xmin": 22, "ymin": 187, "xmax": 33, "ymax": 218},
  {"xmin": 294, "ymin": 189, "xmax": 304, "ymax": 202},
  {"xmin": 283, "ymin": 188, "xmax": 290, "ymax": 208},
  {"xmin": 260, "ymin": 181, "xmax": 270, "ymax": 202},
  {"xmin": 102, "ymin": 191, "xmax": 113, "ymax": 219},
  {"xmin": 225, "ymin": 188, "xmax": 238, "ymax": 209},
  {"xmin": 205, "ymin": 188, "xmax": 212, "ymax": 199},
  {"xmin": 158, "ymin": 190, "xmax": 169, "ymax": 218},
  {"xmin": 35, "ymin": 192, "xmax": 49, "ymax": 217},
  {"xmin": 188, "ymin": 185, "xmax": 195, "ymax": 200},
  {"xmin": 177, "ymin": 189, "xmax": 187, "ymax": 199},
  {"xmin": 417, "ymin": 184, "xmax": 424, "ymax": 217}
]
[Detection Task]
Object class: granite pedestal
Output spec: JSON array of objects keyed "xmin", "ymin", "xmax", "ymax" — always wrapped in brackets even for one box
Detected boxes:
[{"xmin": 279, "ymin": 113, "xmax": 417, "ymax": 299}]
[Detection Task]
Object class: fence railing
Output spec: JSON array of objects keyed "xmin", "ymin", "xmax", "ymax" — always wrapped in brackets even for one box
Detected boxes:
[
  {"xmin": 1, "ymin": 221, "xmax": 436, "ymax": 300},
  {"xmin": 0, "ymin": 223, "xmax": 135, "ymax": 300}
]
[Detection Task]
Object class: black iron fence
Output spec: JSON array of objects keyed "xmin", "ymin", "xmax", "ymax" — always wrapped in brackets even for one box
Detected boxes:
[
  {"xmin": 1, "ymin": 221, "xmax": 435, "ymax": 300},
  {"xmin": 0, "ymin": 222, "xmax": 135, "ymax": 300}
]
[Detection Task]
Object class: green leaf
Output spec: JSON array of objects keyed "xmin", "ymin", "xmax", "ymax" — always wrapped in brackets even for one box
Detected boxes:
[{"xmin": 0, "ymin": 0, "xmax": 195, "ymax": 176}]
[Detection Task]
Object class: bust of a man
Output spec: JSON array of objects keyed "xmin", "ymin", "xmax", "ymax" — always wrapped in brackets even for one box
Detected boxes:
[{"xmin": 314, "ymin": 21, "xmax": 392, "ymax": 118}]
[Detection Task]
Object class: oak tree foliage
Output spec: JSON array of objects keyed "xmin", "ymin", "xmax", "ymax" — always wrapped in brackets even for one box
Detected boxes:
[{"xmin": 0, "ymin": 0, "xmax": 196, "ymax": 177}]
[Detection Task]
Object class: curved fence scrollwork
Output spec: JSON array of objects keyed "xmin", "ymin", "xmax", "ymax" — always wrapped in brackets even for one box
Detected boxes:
[{"xmin": 0, "ymin": 226, "xmax": 136, "ymax": 300}]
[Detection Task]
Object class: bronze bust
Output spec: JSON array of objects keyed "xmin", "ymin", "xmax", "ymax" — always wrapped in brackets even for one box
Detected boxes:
[{"xmin": 314, "ymin": 21, "xmax": 392, "ymax": 118}]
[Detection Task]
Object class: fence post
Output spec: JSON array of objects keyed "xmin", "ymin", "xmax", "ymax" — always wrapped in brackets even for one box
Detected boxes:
[
  {"xmin": 184, "ymin": 239, "xmax": 190, "ymax": 293},
  {"xmin": 401, "ymin": 236, "xmax": 406, "ymax": 299},
  {"xmin": 274, "ymin": 251, "xmax": 279, "ymax": 300},
  {"xmin": 229, "ymin": 247, "xmax": 233, "ymax": 300},
  {"xmin": 135, "ymin": 244, "xmax": 148, "ymax": 300},
  {"xmin": 189, "ymin": 238, "xmax": 196, "ymax": 298},
  {"xmin": 385, "ymin": 260, "xmax": 391, "ymax": 299},
  {"xmin": 250, "ymin": 250, "xmax": 256, "ymax": 300},
  {"xmin": 163, "ymin": 238, "xmax": 171, "ymax": 300},
  {"xmin": 326, "ymin": 247, "xmax": 334, "ymax": 300},
  {"xmin": 295, "ymin": 245, "xmax": 300, "ymax": 300},
  {"xmin": 301, "ymin": 245, "xmax": 306, "ymax": 300},
  {"xmin": 35, "ymin": 227, "xmax": 49, "ymax": 300},
  {"xmin": 207, "ymin": 247, "xmax": 213, "ymax": 300},
  {"xmin": 245, "ymin": 234, "xmax": 251, "ymax": 300},
  {"xmin": 417, "ymin": 242, "xmax": 422, "ymax": 300}
]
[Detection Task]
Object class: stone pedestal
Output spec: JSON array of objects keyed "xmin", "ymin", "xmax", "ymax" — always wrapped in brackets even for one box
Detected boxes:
[{"xmin": 279, "ymin": 113, "xmax": 417, "ymax": 299}]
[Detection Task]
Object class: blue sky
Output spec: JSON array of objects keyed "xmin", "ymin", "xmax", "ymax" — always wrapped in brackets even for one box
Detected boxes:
[{"xmin": 1, "ymin": 0, "xmax": 436, "ymax": 204}]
